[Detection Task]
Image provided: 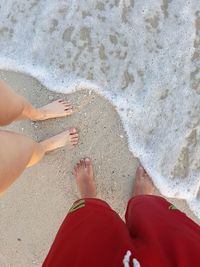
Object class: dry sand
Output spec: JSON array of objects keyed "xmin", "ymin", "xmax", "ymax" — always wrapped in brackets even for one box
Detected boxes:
[{"xmin": 0, "ymin": 70, "xmax": 199, "ymax": 267}]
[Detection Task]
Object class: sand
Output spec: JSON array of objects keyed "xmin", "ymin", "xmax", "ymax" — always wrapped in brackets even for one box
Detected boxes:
[{"xmin": 0, "ymin": 70, "xmax": 199, "ymax": 267}]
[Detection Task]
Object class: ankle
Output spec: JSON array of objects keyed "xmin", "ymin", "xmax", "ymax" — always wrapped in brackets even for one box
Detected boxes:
[
  {"xmin": 20, "ymin": 97, "xmax": 42, "ymax": 120},
  {"xmin": 81, "ymin": 192, "xmax": 97, "ymax": 198},
  {"xmin": 39, "ymin": 140, "xmax": 50, "ymax": 153},
  {"xmin": 29, "ymin": 108, "xmax": 45, "ymax": 121}
]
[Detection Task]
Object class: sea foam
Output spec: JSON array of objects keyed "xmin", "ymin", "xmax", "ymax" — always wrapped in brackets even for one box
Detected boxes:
[{"xmin": 0, "ymin": 0, "xmax": 200, "ymax": 217}]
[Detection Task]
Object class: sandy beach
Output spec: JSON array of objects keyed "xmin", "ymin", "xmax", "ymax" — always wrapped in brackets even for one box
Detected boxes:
[{"xmin": 0, "ymin": 70, "xmax": 199, "ymax": 267}]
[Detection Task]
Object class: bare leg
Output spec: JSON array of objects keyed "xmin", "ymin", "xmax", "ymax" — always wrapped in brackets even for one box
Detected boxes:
[
  {"xmin": 132, "ymin": 166, "xmax": 155, "ymax": 197},
  {"xmin": 27, "ymin": 128, "xmax": 79, "ymax": 167},
  {"xmin": 0, "ymin": 80, "xmax": 73, "ymax": 126},
  {"xmin": 73, "ymin": 158, "xmax": 97, "ymax": 198},
  {"xmin": 0, "ymin": 128, "xmax": 79, "ymax": 194},
  {"xmin": 0, "ymin": 130, "xmax": 36, "ymax": 193}
]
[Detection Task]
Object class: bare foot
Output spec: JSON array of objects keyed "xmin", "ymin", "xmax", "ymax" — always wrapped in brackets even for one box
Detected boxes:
[
  {"xmin": 34, "ymin": 99, "xmax": 73, "ymax": 120},
  {"xmin": 73, "ymin": 158, "xmax": 97, "ymax": 198},
  {"xmin": 133, "ymin": 166, "xmax": 155, "ymax": 197},
  {"xmin": 40, "ymin": 128, "xmax": 79, "ymax": 152}
]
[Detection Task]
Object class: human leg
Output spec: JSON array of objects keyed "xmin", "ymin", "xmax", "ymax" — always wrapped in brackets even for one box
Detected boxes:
[
  {"xmin": 42, "ymin": 159, "xmax": 139, "ymax": 267},
  {"xmin": 0, "ymin": 80, "xmax": 25, "ymax": 125},
  {"xmin": 27, "ymin": 128, "xmax": 79, "ymax": 167},
  {"xmin": 0, "ymin": 130, "xmax": 37, "ymax": 193},
  {"xmin": 0, "ymin": 80, "xmax": 73, "ymax": 126},
  {"xmin": 125, "ymin": 166, "xmax": 200, "ymax": 267},
  {"xmin": 0, "ymin": 128, "xmax": 79, "ymax": 193}
]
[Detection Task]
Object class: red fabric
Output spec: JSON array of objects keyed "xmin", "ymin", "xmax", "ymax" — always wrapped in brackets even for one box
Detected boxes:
[
  {"xmin": 125, "ymin": 195, "xmax": 200, "ymax": 267},
  {"xmin": 42, "ymin": 198, "xmax": 136, "ymax": 267},
  {"xmin": 43, "ymin": 196, "xmax": 200, "ymax": 267}
]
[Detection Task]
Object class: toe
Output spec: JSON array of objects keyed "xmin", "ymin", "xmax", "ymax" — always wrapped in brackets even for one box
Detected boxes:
[
  {"xmin": 64, "ymin": 105, "xmax": 73, "ymax": 110},
  {"xmin": 65, "ymin": 109, "xmax": 73, "ymax": 114},
  {"xmin": 72, "ymin": 140, "xmax": 78, "ymax": 146},
  {"xmin": 136, "ymin": 165, "xmax": 145, "ymax": 179},
  {"xmin": 80, "ymin": 159, "xmax": 84, "ymax": 165},
  {"xmin": 76, "ymin": 162, "xmax": 81, "ymax": 170},
  {"xmin": 85, "ymin": 158, "xmax": 92, "ymax": 169},
  {"xmin": 71, "ymin": 134, "xmax": 78, "ymax": 140},
  {"xmin": 85, "ymin": 158, "xmax": 91, "ymax": 165},
  {"xmin": 71, "ymin": 133, "xmax": 79, "ymax": 139},
  {"xmin": 72, "ymin": 138, "xmax": 79, "ymax": 142},
  {"xmin": 69, "ymin": 128, "xmax": 77, "ymax": 134}
]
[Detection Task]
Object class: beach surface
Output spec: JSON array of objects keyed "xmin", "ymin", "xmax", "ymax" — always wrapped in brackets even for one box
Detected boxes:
[{"xmin": 0, "ymin": 70, "xmax": 199, "ymax": 267}]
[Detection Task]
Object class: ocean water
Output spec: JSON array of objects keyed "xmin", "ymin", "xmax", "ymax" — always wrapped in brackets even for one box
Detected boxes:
[{"xmin": 0, "ymin": 0, "xmax": 200, "ymax": 217}]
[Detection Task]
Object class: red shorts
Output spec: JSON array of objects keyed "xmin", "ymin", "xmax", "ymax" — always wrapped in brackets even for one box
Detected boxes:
[{"xmin": 42, "ymin": 196, "xmax": 200, "ymax": 267}]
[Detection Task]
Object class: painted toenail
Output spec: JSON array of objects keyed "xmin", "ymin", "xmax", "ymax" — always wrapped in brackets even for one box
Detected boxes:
[{"xmin": 70, "ymin": 128, "xmax": 76, "ymax": 133}]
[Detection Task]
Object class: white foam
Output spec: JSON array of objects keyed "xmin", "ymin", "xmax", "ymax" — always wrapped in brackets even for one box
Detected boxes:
[{"xmin": 0, "ymin": 0, "xmax": 200, "ymax": 217}]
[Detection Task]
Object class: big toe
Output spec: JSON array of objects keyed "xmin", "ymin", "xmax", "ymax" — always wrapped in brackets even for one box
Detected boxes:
[
  {"xmin": 85, "ymin": 158, "xmax": 92, "ymax": 167},
  {"xmin": 84, "ymin": 158, "xmax": 93, "ymax": 172},
  {"xmin": 69, "ymin": 128, "xmax": 77, "ymax": 135},
  {"xmin": 136, "ymin": 165, "xmax": 145, "ymax": 179}
]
